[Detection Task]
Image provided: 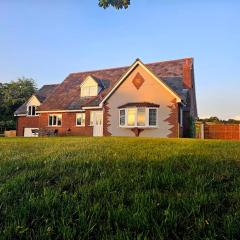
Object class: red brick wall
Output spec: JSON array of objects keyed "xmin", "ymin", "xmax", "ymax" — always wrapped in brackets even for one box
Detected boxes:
[
  {"xmin": 103, "ymin": 102, "xmax": 111, "ymax": 136},
  {"xmin": 17, "ymin": 111, "xmax": 95, "ymax": 136},
  {"xmin": 204, "ymin": 123, "xmax": 240, "ymax": 140},
  {"xmin": 38, "ymin": 111, "xmax": 93, "ymax": 136},
  {"xmin": 164, "ymin": 98, "xmax": 180, "ymax": 138},
  {"xmin": 183, "ymin": 59, "xmax": 192, "ymax": 89},
  {"xmin": 17, "ymin": 116, "xmax": 40, "ymax": 136}
]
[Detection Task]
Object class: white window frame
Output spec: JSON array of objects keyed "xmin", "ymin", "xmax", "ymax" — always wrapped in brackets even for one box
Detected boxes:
[
  {"xmin": 119, "ymin": 109, "xmax": 126, "ymax": 126},
  {"xmin": 81, "ymin": 86, "xmax": 98, "ymax": 97},
  {"xmin": 27, "ymin": 105, "xmax": 38, "ymax": 116},
  {"xmin": 48, "ymin": 114, "xmax": 62, "ymax": 127},
  {"xmin": 119, "ymin": 107, "xmax": 158, "ymax": 128},
  {"xmin": 148, "ymin": 107, "xmax": 158, "ymax": 127},
  {"xmin": 76, "ymin": 113, "xmax": 85, "ymax": 127},
  {"xmin": 89, "ymin": 111, "xmax": 94, "ymax": 126}
]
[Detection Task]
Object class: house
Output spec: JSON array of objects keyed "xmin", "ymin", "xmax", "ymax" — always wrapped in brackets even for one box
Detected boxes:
[{"xmin": 14, "ymin": 58, "xmax": 198, "ymax": 137}]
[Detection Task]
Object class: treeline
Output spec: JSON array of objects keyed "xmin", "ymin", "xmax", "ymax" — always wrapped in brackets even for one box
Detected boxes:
[
  {"xmin": 0, "ymin": 77, "xmax": 37, "ymax": 132},
  {"xmin": 198, "ymin": 116, "xmax": 240, "ymax": 124}
]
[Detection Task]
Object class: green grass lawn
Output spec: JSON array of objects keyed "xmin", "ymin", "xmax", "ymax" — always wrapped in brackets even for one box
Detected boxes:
[{"xmin": 0, "ymin": 137, "xmax": 240, "ymax": 239}]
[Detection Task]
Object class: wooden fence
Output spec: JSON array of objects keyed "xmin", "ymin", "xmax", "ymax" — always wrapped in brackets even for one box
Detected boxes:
[
  {"xmin": 4, "ymin": 130, "xmax": 16, "ymax": 137},
  {"xmin": 196, "ymin": 122, "xmax": 240, "ymax": 140}
]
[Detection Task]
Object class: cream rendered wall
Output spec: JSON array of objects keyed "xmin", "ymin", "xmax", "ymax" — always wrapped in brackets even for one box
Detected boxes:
[
  {"xmin": 80, "ymin": 76, "xmax": 101, "ymax": 96},
  {"xmin": 107, "ymin": 65, "xmax": 177, "ymax": 137},
  {"xmin": 26, "ymin": 95, "xmax": 41, "ymax": 108}
]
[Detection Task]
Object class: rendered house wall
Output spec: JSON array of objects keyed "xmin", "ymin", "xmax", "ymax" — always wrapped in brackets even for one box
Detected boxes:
[{"xmin": 106, "ymin": 65, "xmax": 180, "ymax": 137}]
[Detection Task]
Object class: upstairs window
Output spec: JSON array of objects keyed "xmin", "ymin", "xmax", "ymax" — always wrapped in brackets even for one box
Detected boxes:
[
  {"xmin": 76, "ymin": 113, "xmax": 85, "ymax": 126},
  {"xmin": 49, "ymin": 114, "xmax": 62, "ymax": 126},
  {"xmin": 119, "ymin": 107, "xmax": 158, "ymax": 128},
  {"xmin": 27, "ymin": 106, "xmax": 37, "ymax": 116},
  {"xmin": 81, "ymin": 86, "xmax": 98, "ymax": 97},
  {"xmin": 80, "ymin": 76, "xmax": 101, "ymax": 97}
]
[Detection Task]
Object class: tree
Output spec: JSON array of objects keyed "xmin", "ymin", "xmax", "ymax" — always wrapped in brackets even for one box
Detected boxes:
[
  {"xmin": 198, "ymin": 116, "xmax": 240, "ymax": 124},
  {"xmin": 98, "ymin": 0, "xmax": 130, "ymax": 9},
  {"xmin": 0, "ymin": 77, "xmax": 37, "ymax": 131}
]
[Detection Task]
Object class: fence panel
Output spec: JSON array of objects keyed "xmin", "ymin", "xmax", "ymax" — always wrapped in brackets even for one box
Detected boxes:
[{"xmin": 203, "ymin": 123, "xmax": 240, "ymax": 140}]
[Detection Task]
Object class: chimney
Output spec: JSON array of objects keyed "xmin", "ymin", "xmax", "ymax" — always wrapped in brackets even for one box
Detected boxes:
[{"xmin": 183, "ymin": 58, "xmax": 192, "ymax": 89}]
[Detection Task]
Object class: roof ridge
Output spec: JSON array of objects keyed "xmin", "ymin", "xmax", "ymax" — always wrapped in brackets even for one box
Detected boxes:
[
  {"xmin": 146, "ymin": 57, "xmax": 193, "ymax": 66},
  {"xmin": 66, "ymin": 57, "xmax": 193, "ymax": 76},
  {"xmin": 69, "ymin": 65, "xmax": 129, "ymax": 76}
]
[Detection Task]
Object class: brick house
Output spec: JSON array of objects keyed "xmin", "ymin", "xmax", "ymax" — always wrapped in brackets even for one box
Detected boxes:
[{"xmin": 14, "ymin": 58, "xmax": 197, "ymax": 137}]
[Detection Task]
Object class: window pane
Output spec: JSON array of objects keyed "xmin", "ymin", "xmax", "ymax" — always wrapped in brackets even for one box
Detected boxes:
[
  {"xmin": 89, "ymin": 86, "xmax": 97, "ymax": 96},
  {"xmin": 120, "ymin": 109, "xmax": 125, "ymax": 126},
  {"xmin": 90, "ymin": 111, "xmax": 94, "ymax": 125},
  {"xmin": 57, "ymin": 116, "xmax": 62, "ymax": 126},
  {"xmin": 53, "ymin": 116, "xmax": 57, "ymax": 125},
  {"xmin": 76, "ymin": 115, "xmax": 81, "ymax": 125},
  {"xmin": 28, "ymin": 106, "xmax": 31, "ymax": 115},
  {"xmin": 49, "ymin": 116, "xmax": 52, "ymax": 126},
  {"xmin": 127, "ymin": 108, "xmax": 136, "ymax": 126},
  {"xmin": 82, "ymin": 87, "xmax": 89, "ymax": 97},
  {"xmin": 149, "ymin": 109, "xmax": 157, "ymax": 126},
  {"xmin": 32, "ymin": 106, "xmax": 36, "ymax": 115},
  {"xmin": 82, "ymin": 113, "xmax": 85, "ymax": 125},
  {"xmin": 137, "ymin": 108, "xmax": 145, "ymax": 126},
  {"xmin": 76, "ymin": 113, "xmax": 85, "ymax": 126}
]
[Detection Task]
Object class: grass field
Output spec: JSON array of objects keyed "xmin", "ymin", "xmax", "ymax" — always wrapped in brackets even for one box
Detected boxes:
[{"xmin": 0, "ymin": 137, "xmax": 240, "ymax": 239}]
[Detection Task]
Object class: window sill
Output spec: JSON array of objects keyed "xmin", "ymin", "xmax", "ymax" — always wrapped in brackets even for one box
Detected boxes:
[
  {"xmin": 48, "ymin": 125, "xmax": 62, "ymax": 127},
  {"xmin": 119, "ymin": 126, "xmax": 158, "ymax": 129},
  {"xmin": 75, "ymin": 125, "xmax": 86, "ymax": 127}
]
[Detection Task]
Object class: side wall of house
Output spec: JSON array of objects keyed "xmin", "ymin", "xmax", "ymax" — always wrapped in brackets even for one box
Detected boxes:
[
  {"xmin": 17, "ymin": 111, "xmax": 96, "ymax": 136},
  {"xmin": 17, "ymin": 116, "xmax": 40, "ymax": 136},
  {"xmin": 106, "ymin": 65, "xmax": 180, "ymax": 138}
]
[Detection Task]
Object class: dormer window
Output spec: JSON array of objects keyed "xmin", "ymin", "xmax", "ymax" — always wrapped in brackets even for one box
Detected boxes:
[
  {"xmin": 81, "ymin": 85, "xmax": 98, "ymax": 97},
  {"xmin": 27, "ymin": 106, "xmax": 37, "ymax": 116},
  {"xmin": 80, "ymin": 76, "xmax": 102, "ymax": 97}
]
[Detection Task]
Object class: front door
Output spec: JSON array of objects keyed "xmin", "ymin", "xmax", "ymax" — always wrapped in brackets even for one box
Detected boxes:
[{"xmin": 93, "ymin": 111, "xmax": 103, "ymax": 136}]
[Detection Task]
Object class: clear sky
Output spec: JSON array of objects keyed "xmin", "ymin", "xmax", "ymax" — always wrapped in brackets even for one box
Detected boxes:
[{"xmin": 0, "ymin": 0, "xmax": 239, "ymax": 120}]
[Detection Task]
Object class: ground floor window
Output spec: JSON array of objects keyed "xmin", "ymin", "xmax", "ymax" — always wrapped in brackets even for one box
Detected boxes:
[
  {"xmin": 119, "ymin": 107, "xmax": 158, "ymax": 128},
  {"xmin": 76, "ymin": 113, "xmax": 85, "ymax": 126},
  {"xmin": 48, "ymin": 114, "xmax": 62, "ymax": 126}
]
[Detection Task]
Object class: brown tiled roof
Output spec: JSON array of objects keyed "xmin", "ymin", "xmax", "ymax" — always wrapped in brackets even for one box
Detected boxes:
[
  {"xmin": 38, "ymin": 58, "xmax": 193, "ymax": 111},
  {"xmin": 118, "ymin": 102, "xmax": 160, "ymax": 108},
  {"xmin": 14, "ymin": 84, "xmax": 59, "ymax": 115},
  {"xmin": 35, "ymin": 84, "xmax": 59, "ymax": 102}
]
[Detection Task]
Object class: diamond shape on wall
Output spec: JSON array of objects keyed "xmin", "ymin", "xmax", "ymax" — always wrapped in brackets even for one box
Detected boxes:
[{"xmin": 132, "ymin": 73, "xmax": 144, "ymax": 90}]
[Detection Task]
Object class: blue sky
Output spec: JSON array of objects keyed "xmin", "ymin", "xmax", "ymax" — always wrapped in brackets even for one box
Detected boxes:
[{"xmin": 0, "ymin": 0, "xmax": 239, "ymax": 119}]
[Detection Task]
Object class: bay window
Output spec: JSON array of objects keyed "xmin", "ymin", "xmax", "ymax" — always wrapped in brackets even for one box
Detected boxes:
[
  {"xmin": 49, "ymin": 114, "xmax": 62, "ymax": 126},
  {"xmin": 119, "ymin": 107, "xmax": 158, "ymax": 128}
]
